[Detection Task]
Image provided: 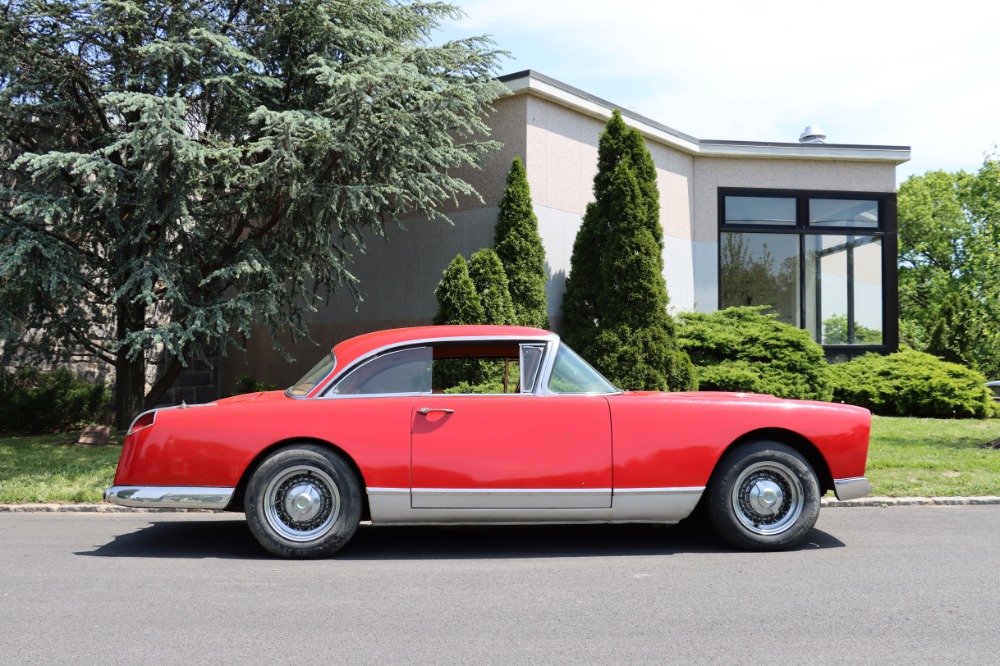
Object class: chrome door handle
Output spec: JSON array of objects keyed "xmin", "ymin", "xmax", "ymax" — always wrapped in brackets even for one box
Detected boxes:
[{"xmin": 417, "ymin": 407, "xmax": 455, "ymax": 415}]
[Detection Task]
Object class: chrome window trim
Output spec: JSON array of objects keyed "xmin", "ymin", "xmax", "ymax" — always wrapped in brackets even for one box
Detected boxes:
[
  {"xmin": 519, "ymin": 343, "xmax": 546, "ymax": 394},
  {"xmin": 327, "ymin": 346, "xmax": 432, "ymax": 397},
  {"xmin": 303, "ymin": 332, "xmax": 622, "ymax": 400},
  {"xmin": 104, "ymin": 485, "xmax": 234, "ymax": 510},
  {"xmin": 316, "ymin": 334, "xmax": 558, "ymax": 399}
]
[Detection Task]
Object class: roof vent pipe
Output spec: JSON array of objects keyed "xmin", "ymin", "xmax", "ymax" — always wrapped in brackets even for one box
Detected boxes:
[{"xmin": 799, "ymin": 125, "xmax": 827, "ymax": 144}]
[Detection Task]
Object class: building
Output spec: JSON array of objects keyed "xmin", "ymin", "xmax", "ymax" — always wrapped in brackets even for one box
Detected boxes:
[{"xmin": 221, "ymin": 70, "xmax": 910, "ymax": 393}]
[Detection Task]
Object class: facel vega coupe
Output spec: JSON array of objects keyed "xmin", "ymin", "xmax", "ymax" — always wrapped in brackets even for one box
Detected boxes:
[{"xmin": 106, "ymin": 325, "xmax": 873, "ymax": 557}]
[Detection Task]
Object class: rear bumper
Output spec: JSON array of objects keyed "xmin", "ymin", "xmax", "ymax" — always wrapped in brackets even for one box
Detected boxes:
[
  {"xmin": 833, "ymin": 477, "xmax": 873, "ymax": 501},
  {"xmin": 104, "ymin": 486, "xmax": 234, "ymax": 510}
]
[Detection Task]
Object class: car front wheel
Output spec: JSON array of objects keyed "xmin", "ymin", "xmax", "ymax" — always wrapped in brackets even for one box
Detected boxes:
[
  {"xmin": 245, "ymin": 445, "xmax": 362, "ymax": 558},
  {"xmin": 707, "ymin": 441, "xmax": 820, "ymax": 551}
]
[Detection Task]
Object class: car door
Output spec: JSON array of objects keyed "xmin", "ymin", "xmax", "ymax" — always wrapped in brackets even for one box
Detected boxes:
[{"xmin": 410, "ymin": 393, "xmax": 612, "ymax": 509}]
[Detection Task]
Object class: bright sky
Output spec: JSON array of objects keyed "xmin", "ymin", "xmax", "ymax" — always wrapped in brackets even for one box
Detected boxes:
[{"xmin": 438, "ymin": 0, "xmax": 1000, "ymax": 184}]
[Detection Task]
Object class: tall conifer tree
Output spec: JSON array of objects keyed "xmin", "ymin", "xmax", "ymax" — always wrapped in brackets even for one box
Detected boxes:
[
  {"xmin": 561, "ymin": 111, "xmax": 694, "ymax": 391},
  {"xmin": 494, "ymin": 158, "xmax": 549, "ymax": 328},
  {"xmin": 0, "ymin": 0, "xmax": 505, "ymax": 427}
]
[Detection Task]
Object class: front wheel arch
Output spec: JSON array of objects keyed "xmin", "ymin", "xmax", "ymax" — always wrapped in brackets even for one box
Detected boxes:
[{"xmin": 718, "ymin": 428, "xmax": 834, "ymax": 496}]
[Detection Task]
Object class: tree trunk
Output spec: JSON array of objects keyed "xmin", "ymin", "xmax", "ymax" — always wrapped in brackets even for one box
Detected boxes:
[
  {"xmin": 113, "ymin": 302, "xmax": 146, "ymax": 430},
  {"xmin": 143, "ymin": 356, "xmax": 183, "ymax": 410}
]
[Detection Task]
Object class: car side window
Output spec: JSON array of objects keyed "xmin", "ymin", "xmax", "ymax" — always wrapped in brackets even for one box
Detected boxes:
[
  {"xmin": 430, "ymin": 343, "xmax": 522, "ymax": 395},
  {"xmin": 547, "ymin": 343, "xmax": 619, "ymax": 394},
  {"xmin": 329, "ymin": 347, "xmax": 432, "ymax": 395}
]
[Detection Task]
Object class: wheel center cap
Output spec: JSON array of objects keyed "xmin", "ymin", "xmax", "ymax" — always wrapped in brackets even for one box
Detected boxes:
[
  {"xmin": 285, "ymin": 483, "xmax": 322, "ymax": 522},
  {"xmin": 749, "ymin": 480, "xmax": 784, "ymax": 515}
]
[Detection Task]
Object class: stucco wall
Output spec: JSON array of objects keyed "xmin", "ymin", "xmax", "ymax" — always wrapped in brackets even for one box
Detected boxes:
[{"xmin": 221, "ymin": 90, "xmax": 902, "ymax": 391}]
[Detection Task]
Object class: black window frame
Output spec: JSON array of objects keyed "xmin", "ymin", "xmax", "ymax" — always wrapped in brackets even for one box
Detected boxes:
[{"xmin": 718, "ymin": 187, "xmax": 898, "ymax": 358}]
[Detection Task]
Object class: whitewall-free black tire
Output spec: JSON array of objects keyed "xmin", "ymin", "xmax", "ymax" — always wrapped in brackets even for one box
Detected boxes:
[
  {"xmin": 707, "ymin": 441, "xmax": 820, "ymax": 551},
  {"xmin": 245, "ymin": 445, "xmax": 362, "ymax": 558}
]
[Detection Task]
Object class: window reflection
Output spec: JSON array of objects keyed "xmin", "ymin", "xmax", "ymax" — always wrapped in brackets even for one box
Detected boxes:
[
  {"xmin": 725, "ymin": 196, "xmax": 797, "ymax": 226},
  {"xmin": 720, "ymin": 232, "xmax": 800, "ymax": 326},
  {"xmin": 804, "ymin": 236, "xmax": 883, "ymax": 344}
]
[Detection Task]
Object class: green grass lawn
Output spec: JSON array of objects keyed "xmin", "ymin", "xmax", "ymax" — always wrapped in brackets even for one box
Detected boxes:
[
  {"xmin": 866, "ymin": 416, "xmax": 1000, "ymax": 497},
  {"xmin": 1, "ymin": 416, "xmax": 999, "ymax": 503},
  {"xmin": 0, "ymin": 433, "xmax": 122, "ymax": 503}
]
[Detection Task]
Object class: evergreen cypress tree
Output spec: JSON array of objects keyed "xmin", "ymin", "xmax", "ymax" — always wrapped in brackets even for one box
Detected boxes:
[
  {"xmin": 0, "ymin": 0, "xmax": 505, "ymax": 427},
  {"xmin": 468, "ymin": 249, "xmax": 516, "ymax": 325},
  {"xmin": 433, "ymin": 255, "xmax": 485, "ymax": 325},
  {"xmin": 494, "ymin": 158, "xmax": 549, "ymax": 328},
  {"xmin": 561, "ymin": 111, "xmax": 694, "ymax": 391}
]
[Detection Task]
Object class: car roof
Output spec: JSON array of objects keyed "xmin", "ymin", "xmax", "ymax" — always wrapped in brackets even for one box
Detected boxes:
[{"xmin": 330, "ymin": 325, "xmax": 555, "ymax": 371}]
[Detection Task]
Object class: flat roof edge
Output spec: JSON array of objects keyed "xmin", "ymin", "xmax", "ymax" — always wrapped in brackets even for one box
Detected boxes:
[{"xmin": 499, "ymin": 70, "xmax": 911, "ymax": 163}]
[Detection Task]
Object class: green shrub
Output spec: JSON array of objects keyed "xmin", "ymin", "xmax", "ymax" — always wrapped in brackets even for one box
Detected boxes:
[
  {"xmin": 433, "ymin": 254, "xmax": 485, "ymax": 325},
  {"xmin": 232, "ymin": 375, "xmax": 278, "ymax": 395},
  {"xmin": 589, "ymin": 325, "xmax": 696, "ymax": 392},
  {"xmin": 830, "ymin": 349, "xmax": 994, "ymax": 418},
  {"xmin": 0, "ymin": 368, "xmax": 110, "ymax": 434},
  {"xmin": 467, "ymin": 248, "xmax": 516, "ymax": 325},
  {"xmin": 677, "ymin": 307, "xmax": 833, "ymax": 401}
]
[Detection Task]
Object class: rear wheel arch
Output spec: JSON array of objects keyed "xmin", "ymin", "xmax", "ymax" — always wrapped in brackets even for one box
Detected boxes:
[{"xmin": 231, "ymin": 438, "xmax": 370, "ymax": 521}]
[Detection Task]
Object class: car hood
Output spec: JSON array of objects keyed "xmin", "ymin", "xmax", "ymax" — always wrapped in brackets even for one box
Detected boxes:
[{"xmin": 213, "ymin": 390, "xmax": 289, "ymax": 406}]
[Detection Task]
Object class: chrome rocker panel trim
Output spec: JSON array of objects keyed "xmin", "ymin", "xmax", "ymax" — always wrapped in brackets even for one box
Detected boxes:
[
  {"xmin": 105, "ymin": 486, "xmax": 234, "ymax": 510},
  {"xmin": 367, "ymin": 487, "xmax": 704, "ymax": 525},
  {"xmin": 833, "ymin": 477, "xmax": 873, "ymax": 501}
]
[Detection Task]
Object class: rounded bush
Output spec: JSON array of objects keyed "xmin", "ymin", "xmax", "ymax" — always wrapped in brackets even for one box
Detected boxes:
[
  {"xmin": 676, "ymin": 307, "xmax": 833, "ymax": 401},
  {"xmin": 829, "ymin": 348, "xmax": 994, "ymax": 418},
  {"xmin": 0, "ymin": 368, "xmax": 110, "ymax": 434}
]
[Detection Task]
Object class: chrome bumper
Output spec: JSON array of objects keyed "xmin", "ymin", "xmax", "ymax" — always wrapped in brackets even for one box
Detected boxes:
[
  {"xmin": 833, "ymin": 477, "xmax": 873, "ymax": 501},
  {"xmin": 104, "ymin": 486, "xmax": 234, "ymax": 510}
]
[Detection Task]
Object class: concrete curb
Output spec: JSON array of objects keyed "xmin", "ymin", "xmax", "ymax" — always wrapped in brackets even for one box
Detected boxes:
[
  {"xmin": 2, "ymin": 497, "xmax": 1000, "ymax": 513},
  {"xmin": 821, "ymin": 496, "xmax": 1000, "ymax": 508}
]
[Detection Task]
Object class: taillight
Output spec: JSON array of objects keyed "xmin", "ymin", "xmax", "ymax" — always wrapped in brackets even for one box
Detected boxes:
[{"xmin": 128, "ymin": 411, "xmax": 156, "ymax": 435}]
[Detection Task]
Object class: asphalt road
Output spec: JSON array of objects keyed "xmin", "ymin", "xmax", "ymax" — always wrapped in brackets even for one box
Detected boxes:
[{"xmin": 1, "ymin": 506, "xmax": 998, "ymax": 665}]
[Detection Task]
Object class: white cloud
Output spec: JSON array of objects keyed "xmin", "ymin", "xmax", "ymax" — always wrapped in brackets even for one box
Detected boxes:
[{"xmin": 439, "ymin": 0, "xmax": 1000, "ymax": 180}]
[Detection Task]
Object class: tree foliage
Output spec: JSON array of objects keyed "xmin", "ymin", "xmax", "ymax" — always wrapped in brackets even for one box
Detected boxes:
[
  {"xmin": 433, "ymin": 255, "xmax": 485, "ymax": 326},
  {"xmin": 0, "ymin": 0, "xmax": 506, "ymax": 426},
  {"xmin": 561, "ymin": 110, "xmax": 693, "ymax": 391},
  {"xmin": 493, "ymin": 157, "xmax": 548, "ymax": 328},
  {"xmin": 467, "ymin": 248, "xmax": 516, "ymax": 325},
  {"xmin": 677, "ymin": 307, "xmax": 833, "ymax": 402},
  {"xmin": 898, "ymin": 164, "xmax": 1000, "ymax": 378}
]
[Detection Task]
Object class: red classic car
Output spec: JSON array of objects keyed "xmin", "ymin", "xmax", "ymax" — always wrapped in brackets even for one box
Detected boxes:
[{"xmin": 106, "ymin": 325, "xmax": 872, "ymax": 557}]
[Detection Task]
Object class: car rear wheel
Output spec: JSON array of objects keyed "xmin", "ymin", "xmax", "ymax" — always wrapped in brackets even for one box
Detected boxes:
[
  {"xmin": 707, "ymin": 441, "xmax": 820, "ymax": 551},
  {"xmin": 245, "ymin": 445, "xmax": 362, "ymax": 558}
]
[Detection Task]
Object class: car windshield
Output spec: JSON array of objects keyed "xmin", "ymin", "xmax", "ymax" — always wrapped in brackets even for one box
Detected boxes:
[
  {"xmin": 288, "ymin": 351, "xmax": 337, "ymax": 397},
  {"xmin": 548, "ymin": 343, "xmax": 619, "ymax": 394}
]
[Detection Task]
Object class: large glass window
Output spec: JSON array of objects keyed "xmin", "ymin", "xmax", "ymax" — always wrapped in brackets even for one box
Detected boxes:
[
  {"xmin": 720, "ymin": 232, "xmax": 800, "ymax": 326},
  {"xmin": 720, "ymin": 190, "xmax": 893, "ymax": 350}
]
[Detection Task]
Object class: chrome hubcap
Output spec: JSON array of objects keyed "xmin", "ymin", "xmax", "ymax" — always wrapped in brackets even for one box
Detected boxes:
[
  {"xmin": 285, "ymin": 483, "xmax": 323, "ymax": 522},
  {"xmin": 263, "ymin": 465, "xmax": 341, "ymax": 543},
  {"xmin": 748, "ymin": 479, "xmax": 784, "ymax": 515},
  {"xmin": 731, "ymin": 461, "xmax": 804, "ymax": 536}
]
